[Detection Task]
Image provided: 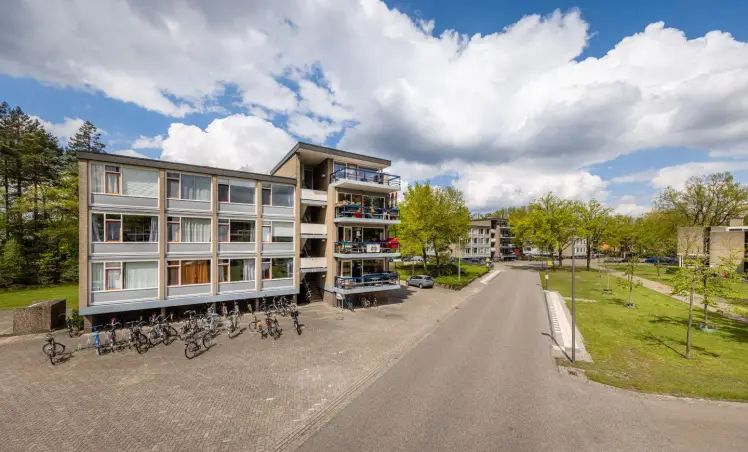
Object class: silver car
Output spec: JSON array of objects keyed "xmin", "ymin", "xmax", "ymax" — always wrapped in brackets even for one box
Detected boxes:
[{"xmin": 406, "ymin": 275, "xmax": 434, "ymax": 289}]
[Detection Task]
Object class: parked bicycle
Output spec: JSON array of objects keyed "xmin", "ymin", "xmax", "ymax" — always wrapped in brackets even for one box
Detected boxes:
[
  {"xmin": 266, "ymin": 312, "xmax": 281, "ymax": 340},
  {"xmin": 124, "ymin": 320, "xmax": 149, "ymax": 354},
  {"xmin": 183, "ymin": 330, "xmax": 213, "ymax": 359},
  {"xmin": 290, "ymin": 306, "xmax": 302, "ymax": 335},
  {"xmin": 273, "ymin": 296, "xmax": 292, "ymax": 316},
  {"xmin": 336, "ymin": 293, "xmax": 355, "ymax": 312},
  {"xmin": 42, "ymin": 333, "xmax": 66, "ymax": 365},
  {"xmin": 104, "ymin": 318, "xmax": 121, "ymax": 353},
  {"xmin": 227, "ymin": 302, "xmax": 242, "ymax": 336},
  {"xmin": 60, "ymin": 312, "xmax": 82, "ymax": 338},
  {"xmin": 148, "ymin": 314, "xmax": 176, "ymax": 346},
  {"xmin": 360, "ymin": 294, "xmax": 377, "ymax": 309},
  {"xmin": 178, "ymin": 310, "xmax": 200, "ymax": 340}
]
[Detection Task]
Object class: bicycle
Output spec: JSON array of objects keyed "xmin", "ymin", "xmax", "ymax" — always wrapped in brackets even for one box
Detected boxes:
[
  {"xmin": 148, "ymin": 314, "xmax": 176, "ymax": 346},
  {"xmin": 178, "ymin": 310, "xmax": 200, "ymax": 340},
  {"xmin": 105, "ymin": 318, "xmax": 121, "ymax": 353},
  {"xmin": 360, "ymin": 294, "xmax": 377, "ymax": 308},
  {"xmin": 266, "ymin": 313, "xmax": 281, "ymax": 339},
  {"xmin": 60, "ymin": 313, "xmax": 82, "ymax": 338},
  {"xmin": 183, "ymin": 330, "xmax": 213, "ymax": 359},
  {"xmin": 124, "ymin": 321, "xmax": 149, "ymax": 354},
  {"xmin": 273, "ymin": 296, "xmax": 292, "ymax": 316},
  {"xmin": 290, "ymin": 306, "xmax": 302, "ymax": 335},
  {"xmin": 259, "ymin": 296, "xmax": 275, "ymax": 314},
  {"xmin": 227, "ymin": 302, "xmax": 242, "ymax": 336},
  {"xmin": 42, "ymin": 333, "xmax": 66, "ymax": 365}
]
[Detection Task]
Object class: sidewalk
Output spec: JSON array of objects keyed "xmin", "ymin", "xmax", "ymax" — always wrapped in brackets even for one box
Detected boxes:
[{"xmin": 590, "ymin": 261, "xmax": 748, "ymax": 324}]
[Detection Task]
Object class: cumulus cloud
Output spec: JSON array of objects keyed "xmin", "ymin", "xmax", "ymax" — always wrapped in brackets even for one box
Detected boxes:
[
  {"xmin": 132, "ymin": 135, "xmax": 164, "ymax": 149},
  {"xmin": 160, "ymin": 114, "xmax": 296, "ymax": 173},
  {"xmin": 5, "ymin": 1, "xmax": 748, "ymax": 209},
  {"xmin": 615, "ymin": 161, "xmax": 748, "ymax": 190},
  {"xmin": 32, "ymin": 116, "xmax": 84, "ymax": 145}
]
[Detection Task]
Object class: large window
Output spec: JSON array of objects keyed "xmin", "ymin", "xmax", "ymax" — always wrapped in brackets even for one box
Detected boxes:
[
  {"xmin": 92, "ymin": 213, "xmax": 157, "ymax": 242},
  {"xmin": 90, "ymin": 164, "xmax": 121, "ymax": 194},
  {"xmin": 166, "ymin": 172, "xmax": 211, "ymax": 201},
  {"xmin": 262, "ymin": 184, "xmax": 294, "ymax": 207},
  {"xmin": 91, "ymin": 261, "xmax": 158, "ymax": 292},
  {"xmin": 218, "ymin": 178, "xmax": 255, "ymax": 204},
  {"xmin": 218, "ymin": 258, "xmax": 255, "ymax": 283},
  {"xmin": 90, "ymin": 164, "xmax": 158, "ymax": 197},
  {"xmin": 262, "ymin": 257, "xmax": 293, "ymax": 280},
  {"xmin": 218, "ymin": 219, "xmax": 255, "ymax": 242},
  {"xmin": 272, "ymin": 221, "xmax": 293, "ymax": 243},
  {"xmin": 167, "ymin": 260, "xmax": 211, "ymax": 286},
  {"xmin": 105, "ymin": 165, "xmax": 121, "ymax": 194},
  {"xmin": 181, "ymin": 218, "xmax": 211, "ymax": 243}
]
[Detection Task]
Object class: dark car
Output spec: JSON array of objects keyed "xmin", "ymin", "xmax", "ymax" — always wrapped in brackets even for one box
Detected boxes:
[{"xmin": 406, "ymin": 275, "xmax": 434, "ymax": 289}]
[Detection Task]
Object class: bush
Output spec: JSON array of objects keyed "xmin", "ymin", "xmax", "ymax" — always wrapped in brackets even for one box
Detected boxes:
[
  {"xmin": 70, "ymin": 308, "xmax": 84, "ymax": 330},
  {"xmin": 665, "ymin": 266, "xmax": 680, "ymax": 275}
]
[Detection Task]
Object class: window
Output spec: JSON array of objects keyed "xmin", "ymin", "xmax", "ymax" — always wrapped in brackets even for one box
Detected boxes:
[
  {"xmin": 167, "ymin": 172, "xmax": 211, "ymax": 201},
  {"xmin": 218, "ymin": 218, "xmax": 229, "ymax": 242},
  {"xmin": 219, "ymin": 258, "xmax": 255, "ymax": 283},
  {"xmin": 262, "ymin": 186, "xmax": 271, "ymax": 205},
  {"xmin": 263, "ymin": 257, "xmax": 293, "ymax": 279},
  {"xmin": 105, "ymin": 166, "xmax": 121, "ymax": 194},
  {"xmin": 90, "ymin": 164, "xmax": 105, "ymax": 193},
  {"xmin": 123, "ymin": 261, "xmax": 158, "ymax": 289},
  {"xmin": 105, "ymin": 214, "xmax": 121, "ymax": 242},
  {"xmin": 121, "ymin": 167, "xmax": 158, "ymax": 197},
  {"xmin": 167, "ymin": 217, "xmax": 180, "ymax": 242},
  {"xmin": 91, "ymin": 263, "xmax": 104, "ymax": 291},
  {"xmin": 363, "ymin": 259, "xmax": 383, "ymax": 275},
  {"xmin": 230, "ymin": 220, "xmax": 255, "ymax": 242},
  {"xmin": 167, "ymin": 172, "xmax": 180, "ymax": 199},
  {"xmin": 105, "ymin": 261, "xmax": 121, "ymax": 290},
  {"xmin": 168, "ymin": 260, "xmax": 211, "ymax": 286},
  {"xmin": 181, "ymin": 218, "xmax": 211, "ymax": 242},
  {"xmin": 218, "ymin": 178, "xmax": 256, "ymax": 204},
  {"xmin": 262, "ymin": 221, "xmax": 272, "ymax": 242},
  {"xmin": 272, "ymin": 222, "xmax": 293, "ymax": 243},
  {"xmin": 218, "ymin": 180, "xmax": 230, "ymax": 202},
  {"xmin": 122, "ymin": 215, "xmax": 158, "ymax": 242}
]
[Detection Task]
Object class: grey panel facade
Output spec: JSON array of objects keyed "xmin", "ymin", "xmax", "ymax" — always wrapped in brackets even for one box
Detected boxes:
[
  {"xmin": 262, "ymin": 242, "xmax": 294, "ymax": 253},
  {"xmin": 91, "ymin": 288, "xmax": 158, "ymax": 304},
  {"xmin": 91, "ymin": 193, "xmax": 158, "ymax": 210},
  {"xmin": 218, "ymin": 242, "xmax": 257, "ymax": 254},
  {"xmin": 91, "ymin": 242, "xmax": 159, "ymax": 255},
  {"xmin": 262, "ymin": 206, "xmax": 294, "ymax": 217},
  {"xmin": 166, "ymin": 199, "xmax": 211, "ymax": 212},
  {"xmin": 263, "ymin": 279, "xmax": 294, "ymax": 290},
  {"xmin": 218, "ymin": 203, "xmax": 257, "ymax": 215},
  {"xmin": 167, "ymin": 243, "xmax": 211, "ymax": 254},
  {"xmin": 167, "ymin": 284, "xmax": 211, "ymax": 298},
  {"xmin": 218, "ymin": 281, "xmax": 257, "ymax": 293}
]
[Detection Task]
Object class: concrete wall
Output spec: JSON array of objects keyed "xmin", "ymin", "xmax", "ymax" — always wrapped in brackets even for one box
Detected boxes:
[
  {"xmin": 709, "ymin": 229, "xmax": 744, "ymax": 272},
  {"xmin": 13, "ymin": 299, "xmax": 67, "ymax": 335},
  {"xmin": 78, "ymin": 161, "xmax": 89, "ymax": 312},
  {"xmin": 678, "ymin": 227, "xmax": 706, "ymax": 256}
]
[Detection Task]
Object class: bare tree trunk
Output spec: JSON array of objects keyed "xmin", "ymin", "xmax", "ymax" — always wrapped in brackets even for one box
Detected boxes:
[
  {"xmin": 655, "ymin": 257, "xmax": 661, "ymax": 276},
  {"xmin": 2, "ymin": 164, "xmax": 8, "ymax": 242},
  {"xmin": 686, "ymin": 282, "xmax": 694, "ymax": 359},
  {"xmin": 628, "ymin": 275, "xmax": 634, "ymax": 305},
  {"xmin": 586, "ymin": 239, "xmax": 592, "ymax": 270},
  {"xmin": 703, "ymin": 295, "xmax": 709, "ymax": 325},
  {"xmin": 557, "ymin": 249, "xmax": 563, "ymax": 268}
]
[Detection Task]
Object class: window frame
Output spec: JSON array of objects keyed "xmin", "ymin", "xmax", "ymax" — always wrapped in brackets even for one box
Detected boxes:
[
  {"xmin": 92, "ymin": 213, "xmax": 158, "ymax": 243},
  {"xmin": 104, "ymin": 261, "xmax": 122, "ymax": 291},
  {"xmin": 218, "ymin": 258, "xmax": 230, "ymax": 283},
  {"xmin": 166, "ymin": 172, "xmax": 211, "ymax": 202},
  {"xmin": 104, "ymin": 214, "xmax": 122, "ymax": 243},
  {"xmin": 218, "ymin": 258, "xmax": 256, "ymax": 283},
  {"xmin": 104, "ymin": 165, "xmax": 121, "ymax": 195},
  {"xmin": 166, "ymin": 259, "xmax": 212, "ymax": 287},
  {"xmin": 218, "ymin": 178, "xmax": 256, "ymax": 205},
  {"xmin": 262, "ymin": 183, "xmax": 294, "ymax": 207},
  {"xmin": 166, "ymin": 172, "xmax": 181, "ymax": 200},
  {"xmin": 167, "ymin": 216, "xmax": 180, "ymax": 243},
  {"xmin": 91, "ymin": 261, "xmax": 161, "ymax": 293},
  {"xmin": 262, "ymin": 257, "xmax": 293, "ymax": 280}
]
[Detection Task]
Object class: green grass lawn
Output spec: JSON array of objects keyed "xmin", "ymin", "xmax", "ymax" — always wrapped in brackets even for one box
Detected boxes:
[
  {"xmin": 0, "ymin": 285, "xmax": 78, "ymax": 310},
  {"xmin": 605, "ymin": 263, "xmax": 748, "ymax": 304},
  {"xmin": 548, "ymin": 268, "xmax": 748, "ymax": 401},
  {"xmin": 393, "ymin": 262, "xmax": 489, "ymax": 289}
]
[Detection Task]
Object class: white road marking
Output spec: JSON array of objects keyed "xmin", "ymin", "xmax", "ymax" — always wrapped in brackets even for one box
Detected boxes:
[{"xmin": 481, "ymin": 270, "xmax": 501, "ymax": 285}]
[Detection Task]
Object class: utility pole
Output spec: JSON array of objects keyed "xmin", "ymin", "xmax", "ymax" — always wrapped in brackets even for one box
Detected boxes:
[
  {"xmin": 458, "ymin": 237, "xmax": 462, "ymax": 281},
  {"xmin": 571, "ymin": 234, "xmax": 577, "ymax": 363}
]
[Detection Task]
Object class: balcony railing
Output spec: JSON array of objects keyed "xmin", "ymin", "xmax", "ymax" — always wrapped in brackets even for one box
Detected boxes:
[
  {"xmin": 334, "ymin": 272, "xmax": 400, "ymax": 289},
  {"xmin": 334, "ymin": 204, "xmax": 400, "ymax": 220},
  {"xmin": 335, "ymin": 241, "xmax": 399, "ymax": 254},
  {"xmin": 330, "ymin": 167, "xmax": 401, "ymax": 187}
]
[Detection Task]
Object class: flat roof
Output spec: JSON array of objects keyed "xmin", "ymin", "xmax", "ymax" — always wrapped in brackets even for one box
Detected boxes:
[
  {"xmin": 77, "ymin": 152, "xmax": 296, "ymax": 185},
  {"xmin": 270, "ymin": 141, "xmax": 391, "ymax": 175}
]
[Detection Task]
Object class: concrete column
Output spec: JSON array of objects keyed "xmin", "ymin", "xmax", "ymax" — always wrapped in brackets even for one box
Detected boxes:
[
  {"xmin": 255, "ymin": 182, "xmax": 263, "ymax": 312},
  {"xmin": 293, "ymin": 156, "xmax": 301, "ymax": 304},
  {"xmin": 78, "ymin": 160, "xmax": 89, "ymax": 313},
  {"xmin": 211, "ymin": 176, "xmax": 218, "ymax": 295},
  {"xmin": 158, "ymin": 169, "xmax": 166, "ymax": 300}
]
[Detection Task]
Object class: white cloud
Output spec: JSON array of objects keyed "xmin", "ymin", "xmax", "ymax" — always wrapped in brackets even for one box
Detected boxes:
[
  {"xmin": 132, "ymin": 135, "xmax": 164, "ymax": 149},
  {"xmin": 610, "ymin": 170, "xmax": 657, "ymax": 184},
  {"xmin": 160, "ymin": 114, "xmax": 296, "ymax": 173},
  {"xmin": 652, "ymin": 161, "xmax": 748, "ymax": 189},
  {"xmin": 613, "ymin": 202, "xmax": 651, "ymax": 217},
  {"xmin": 32, "ymin": 116, "xmax": 84, "ymax": 145},
  {"xmin": 5, "ymin": 2, "xmax": 748, "ymax": 209}
]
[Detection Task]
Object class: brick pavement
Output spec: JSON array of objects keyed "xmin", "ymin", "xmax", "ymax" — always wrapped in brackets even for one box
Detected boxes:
[{"xmin": 0, "ymin": 277, "xmax": 494, "ymax": 452}]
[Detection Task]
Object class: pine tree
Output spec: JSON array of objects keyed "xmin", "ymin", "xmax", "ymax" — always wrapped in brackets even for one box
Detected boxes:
[{"xmin": 66, "ymin": 120, "xmax": 105, "ymax": 154}]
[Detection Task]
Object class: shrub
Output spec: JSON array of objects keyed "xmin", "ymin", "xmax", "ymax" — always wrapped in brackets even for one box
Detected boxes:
[{"xmin": 665, "ymin": 266, "xmax": 680, "ymax": 275}]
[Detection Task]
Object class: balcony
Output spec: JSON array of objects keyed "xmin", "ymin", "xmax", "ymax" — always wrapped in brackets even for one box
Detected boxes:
[
  {"xmin": 301, "ymin": 189, "xmax": 328, "ymax": 206},
  {"xmin": 333, "ymin": 272, "xmax": 401, "ymax": 295},
  {"xmin": 300, "ymin": 223, "xmax": 327, "ymax": 238},
  {"xmin": 334, "ymin": 241, "xmax": 400, "ymax": 258},
  {"xmin": 329, "ymin": 168, "xmax": 401, "ymax": 193},
  {"xmin": 333, "ymin": 204, "xmax": 400, "ymax": 224},
  {"xmin": 300, "ymin": 257, "xmax": 327, "ymax": 273}
]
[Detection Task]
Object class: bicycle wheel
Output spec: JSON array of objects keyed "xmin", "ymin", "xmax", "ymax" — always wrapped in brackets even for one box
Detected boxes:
[
  {"xmin": 295, "ymin": 322, "xmax": 302, "ymax": 336},
  {"xmin": 202, "ymin": 333, "xmax": 214, "ymax": 349},
  {"xmin": 163, "ymin": 328, "xmax": 176, "ymax": 346},
  {"xmin": 165, "ymin": 325, "xmax": 178, "ymax": 339},
  {"xmin": 136, "ymin": 332, "xmax": 148, "ymax": 354},
  {"xmin": 67, "ymin": 325, "xmax": 74, "ymax": 338},
  {"xmin": 148, "ymin": 329, "xmax": 161, "ymax": 346},
  {"xmin": 49, "ymin": 350, "xmax": 56, "ymax": 365},
  {"xmin": 42, "ymin": 343, "xmax": 53, "ymax": 355},
  {"xmin": 247, "ymin": 318, "xmax": 258, "ymax": 333},
  {"xmin": 184, "ymin": 341, "xmax": 199, "ymax": 359}
]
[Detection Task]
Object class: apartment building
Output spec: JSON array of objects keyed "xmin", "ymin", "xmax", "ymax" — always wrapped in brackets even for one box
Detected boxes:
[
  {"xmin": 451, "ymin": 217, "xmax": 517, "ymax": 261},
  {"xmin": 77, "ymin": 142, "xmax": 402, "ymax": 322},
  {"xmin": 270, "ymin": 143, "xmax": 401, "ymax": 306},
  {"xmin": 677, "ymin": 218, "xmax": 746, "ymax": 272}
]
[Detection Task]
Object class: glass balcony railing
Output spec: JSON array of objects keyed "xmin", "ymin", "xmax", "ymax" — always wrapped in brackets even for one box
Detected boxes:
[
  {"xmin": 334, "ymin": 204, "xmax": 400, "ymax": 220},
  {"xmin": 334, "ymin": 241, "xmax": 399, "ymax": 254},
  {"xmin": 334, "ymin": 272, "xmax": 400, "ymax": 289},
  {"xmin": 330, "ymin": 167, "xmax": 401, "ymax": 187}
]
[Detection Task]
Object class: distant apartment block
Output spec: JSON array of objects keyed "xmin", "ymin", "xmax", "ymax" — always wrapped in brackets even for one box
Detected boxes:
[
  {"xmin": 77, "ymin": 142, "xmax": 401, "ymax": 322},
  {"xmin": 451, "ymin": 217, "xmax": 517, "ymax": 261},
  {"xmin": 677, "ymin": 218, "xmax": 746, "ymax": 271}
]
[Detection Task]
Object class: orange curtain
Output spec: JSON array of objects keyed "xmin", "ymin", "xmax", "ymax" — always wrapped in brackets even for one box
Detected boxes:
[{"xmin": 182, "ymin": 260, "xmax": 210, "ymax": 285}]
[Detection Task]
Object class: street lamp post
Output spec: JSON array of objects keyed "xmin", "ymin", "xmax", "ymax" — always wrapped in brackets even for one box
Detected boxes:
[
  {"xmin": 458, "ymin": 237, "xmax": 462, "ymax": 281},
  {"xmin": 571, "ymin": 234, "xmax": 576, "ymax": 364}
]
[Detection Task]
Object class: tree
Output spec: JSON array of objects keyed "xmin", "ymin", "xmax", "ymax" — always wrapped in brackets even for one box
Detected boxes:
[
  {"xmin": 654, "ymin": 172, "xmax": 748, "ymax": 226},
  {"xmin": 398, "ymin": 183, "xmax": 436, "ymax": 266},
  {"xmin": 66, "ymin": 121, "xmax": 105, "ymax": 154},
  {"xmin": 617, "ymin": 256, "xmax": 642, "ymax": 308},
  {"xmin": 637, "ymin": 211, "xmax": 677, "ymax": 276},
  {"xmin": 512, "ymin": 193, "xmax": 578, "ymax": 267},
  {"xmin": 576, "ymin": 199, "xmax": 612, "ymax": 270}
]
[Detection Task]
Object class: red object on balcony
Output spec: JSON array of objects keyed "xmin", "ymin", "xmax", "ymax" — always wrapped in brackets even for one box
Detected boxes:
[{"xmin": 384, "ymin": 237, "xmax": 399, "ymax": 249}]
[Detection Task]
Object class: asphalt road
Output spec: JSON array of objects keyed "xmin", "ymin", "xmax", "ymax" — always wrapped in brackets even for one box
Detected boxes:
[{"xmin": 296, "ymin": 268, "xmax": 748, "ymax": 452}]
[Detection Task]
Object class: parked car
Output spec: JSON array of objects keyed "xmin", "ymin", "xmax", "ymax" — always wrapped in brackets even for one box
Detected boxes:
[{"xmin": 406, "ymin": 275, "xmax": 434, "ymax": 289}]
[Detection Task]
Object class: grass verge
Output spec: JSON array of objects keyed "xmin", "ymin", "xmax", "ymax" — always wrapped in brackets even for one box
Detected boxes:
[
  {"xmin": 393, "ymin": 262, "xmax": 489, "ymax": 289},
  {"xmin": 0, "ymin": 285, "xmax": 78, "ymax": 310},
  {"xmin": 548, "ymin": 268, "xmax": 748, "ymax": 401}
]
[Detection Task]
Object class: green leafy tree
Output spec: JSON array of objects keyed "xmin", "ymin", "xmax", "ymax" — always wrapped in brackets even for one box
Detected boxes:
[
  {"xmin": 654, "ymin": 172, "xmax": 748, "ymax": 226},
  {"xmin": 617, "ymin": 255, "xmax": 642, "ymax": 307},
  {"xmin": 398, "ymin": 182, "xmax": 436, "ymax": 265},
  {"xmin": 512, "ymin": 193, "xmax": 578, "ymax": 267},
  {"xmin": 576, "ymin": 199, "xmax": 612, "ymax": 270},
  {"xmin": 638, "ymin": 211, "xmax": 677, "ymax": 276}
]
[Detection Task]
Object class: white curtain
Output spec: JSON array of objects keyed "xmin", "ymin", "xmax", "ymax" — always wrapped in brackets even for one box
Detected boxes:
[
  {"xmin": 91, "ymin": 214, "xmax": 103, "ymax": 242},
  {"xmin": 182, "ymin": 218, "xmax": 211, "ymax": 242},
  {"xmin": 149, "ymin": 217, "xmax": 159, "ymax": 242},
  {"xmin": 106, "ymin": 268, "xmax": 121, "ymax": 290},
  {"xmin": 122, "ymin": 167, "xmax": 159, "ymax": 198},
  {"xmin": 91, "ymin": 263, "xmax": 104, "ymax": 291},
  {"xmin": 243, "ymin": 259, "xmax": 255, "ymax": 281},
  {"xmin": 272, "ymin": 222, "xmax": 294, "ymax": 242},
  {"xmin": 180, "ymin": 175, "xmax": 211, "ymax": 201},
  {"xmin": 90, "ymin": 164, "xmax": 105, "ymax": 193},
  {"xmin": 124, "ymin": 261, "xmax": 158, "ymax": 289}
]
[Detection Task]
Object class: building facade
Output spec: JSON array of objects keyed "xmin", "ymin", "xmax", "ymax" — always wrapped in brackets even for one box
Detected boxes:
[
  {"xmin": 451, "ymin": 217, "xmax": 517, "ymax": 261},
  {"xmin": 677, "ymin": 219, "xmax": 746, "ymax": 272},
  {"xmin": 77, "ymin": 142, "xmax": 401, "ymax": 322}
]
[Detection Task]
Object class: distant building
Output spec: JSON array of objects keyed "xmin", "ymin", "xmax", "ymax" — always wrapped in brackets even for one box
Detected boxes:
[
  {"xmin": 449, "ymin": 217, "xmax": 517, "ymax": 261},
  {"xmin": 677, "ymin": 218, "xmax": 746, "ymax": 272}
]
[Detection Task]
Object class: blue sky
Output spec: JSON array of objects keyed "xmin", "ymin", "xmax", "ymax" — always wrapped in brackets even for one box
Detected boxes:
[{"xmin": 2, "ymin": 0, "xmax": 748, "ymax": 214}]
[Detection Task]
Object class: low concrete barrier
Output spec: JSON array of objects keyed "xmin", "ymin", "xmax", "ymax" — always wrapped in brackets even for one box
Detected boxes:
[{"xmin": 12, "ymin": 299, "xmax": 66, "ymax": 335}]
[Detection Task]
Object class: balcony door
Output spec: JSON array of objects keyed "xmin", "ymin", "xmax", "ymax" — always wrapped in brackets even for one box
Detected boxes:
[
  {"xmin": 343, "ymin": 227, "xmax": 353, "ymax": 242},
  {"xmin": 352, "ymin": 260, "xmax": 362, "ymax": 278},
  {"xmin": 302, "ymin": 166, "xmax": 314, "ymax": 190},
  {"xmin": 341, "ymin": 261, "xmax": 352, "ymax": 277}
]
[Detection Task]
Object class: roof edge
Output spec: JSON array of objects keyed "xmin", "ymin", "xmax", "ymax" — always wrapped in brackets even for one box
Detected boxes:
[
  {"xmin": 76, "ymin": 152, "xmax": 296, "ymax": 185},
  {"xmin": 269, "ymin": 141, "xmax": 391, "ymax": 175}
]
